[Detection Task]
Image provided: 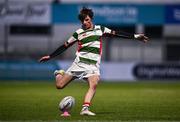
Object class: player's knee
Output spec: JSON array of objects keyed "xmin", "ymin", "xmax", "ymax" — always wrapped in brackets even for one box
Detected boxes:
[
  {"xmin": 89, "ymin": 76, "xmax": 99, "ymax": 90},
  {"xmin": 96, "ymin": 76, "xmax": 100, "ymax": 82},
  {"xmin": 56, "ymin": 82, "xmax": 65, "ymax": 89},
  {"xmin": 94, "ymin": 77, "xmax": 100, "ymax": 86}
]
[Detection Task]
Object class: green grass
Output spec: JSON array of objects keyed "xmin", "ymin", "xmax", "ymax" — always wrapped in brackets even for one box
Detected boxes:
[{"xmin": 0, "ymin": 81, "xmax": 180, "ymax": 121}]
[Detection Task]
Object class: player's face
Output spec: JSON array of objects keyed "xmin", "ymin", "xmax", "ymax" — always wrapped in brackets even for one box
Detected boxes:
[{"xmin": 82, "ymin": 15, "xmax": 93, "ymax": 30}]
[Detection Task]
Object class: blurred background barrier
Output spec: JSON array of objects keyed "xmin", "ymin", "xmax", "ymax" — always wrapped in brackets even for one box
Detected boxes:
[
  {"xmin": 1, "ymin": 60, "xmax": 180, "ymax": 81},
  {"xmin": 0, "ymin": 0, "xmax": 180, "ymax": 81},
  {"xmin": 59, "ymin": 61, "xmax": 180, "ymax": 81}
]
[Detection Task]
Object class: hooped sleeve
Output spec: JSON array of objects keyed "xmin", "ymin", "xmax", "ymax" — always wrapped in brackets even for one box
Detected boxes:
[
  {"xmin": 101, "ymin": 25, "xmax": 135, "ymax": 39},
  {"xmin": 49, "ymin": 44, "xmax": 68, "ymax": 58},
  {"xmin": 101, "ymin": 26, "xmax": 112, "ymax": 34},
  {"xmin": 114, "ymin": 30, "xmax": 135, "ymax": 39}
]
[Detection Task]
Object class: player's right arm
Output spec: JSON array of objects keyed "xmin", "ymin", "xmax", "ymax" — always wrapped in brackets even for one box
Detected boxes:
[{"xmin": 39, "ymin": 32, "xmax": 78, "ymax": 62}]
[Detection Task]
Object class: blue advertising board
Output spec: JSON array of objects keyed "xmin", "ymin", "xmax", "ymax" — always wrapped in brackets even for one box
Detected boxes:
[
  {"xmin": 86, "ymin": 4, "xmax": 138, "ymax": 25},
  {"xmin": 52, "ymin": 4, "xmax": 165, "ymax": 25},
  {"xmin": 139, "ymin": 5, "xmax": 164, "ymax": 25},
  {"xmin": 52, "ymin": 4, "xmax": 79, "ymax": 24},
  {"xmin": 165, "ymin": 5, "xmax": 180, "ymax": 24}
]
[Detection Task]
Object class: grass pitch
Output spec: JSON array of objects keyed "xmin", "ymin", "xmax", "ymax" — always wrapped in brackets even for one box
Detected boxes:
[{"xmin": 0, "ymin": 81, "xmax": 180, "ymax": 121}]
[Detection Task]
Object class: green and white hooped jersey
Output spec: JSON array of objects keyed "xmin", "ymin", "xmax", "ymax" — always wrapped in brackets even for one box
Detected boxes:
[{"xmin": 67, "ymin": 25, "xmax": 112, "ymax": 66}]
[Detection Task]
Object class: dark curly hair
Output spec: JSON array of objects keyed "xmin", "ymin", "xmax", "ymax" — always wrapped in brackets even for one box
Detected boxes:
[{"xmin": 78, "ymin": 7, "xmax": 94, "ymax": 22}]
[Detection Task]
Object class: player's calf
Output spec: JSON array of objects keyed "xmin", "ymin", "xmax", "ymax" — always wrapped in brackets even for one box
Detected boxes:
[{"xmin": 54, "ymin": 70, "xmax": 73, "ymax": 89}]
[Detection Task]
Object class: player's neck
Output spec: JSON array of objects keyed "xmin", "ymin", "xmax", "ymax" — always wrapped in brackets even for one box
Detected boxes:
[
  {"xmin": 82, "ymin": 24, "xmax": 94, "ymax": 30},
  {"xmin": 89, "ymin": 24, "xmax": 94, "ymax": 30}
]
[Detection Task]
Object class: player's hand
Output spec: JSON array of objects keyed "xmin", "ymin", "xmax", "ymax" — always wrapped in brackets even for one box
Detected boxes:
[
  {"xmin": 134, "ymin": 34, "xmax": 149, "ymax": 43},
  {"xmin": 39, "ymin": 55, "xmax": 50, "ymax": 62}
]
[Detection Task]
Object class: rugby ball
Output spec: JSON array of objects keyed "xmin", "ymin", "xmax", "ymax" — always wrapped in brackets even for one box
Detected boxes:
[{"xmin": 59, "ymin": 96, "xmax": 75, "ymax": 111}]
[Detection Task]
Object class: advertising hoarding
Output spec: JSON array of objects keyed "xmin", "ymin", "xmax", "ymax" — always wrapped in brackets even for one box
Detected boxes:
[
  {"xmin": 0, "ymin": 2, "xmax": 51, "ymax": 24},
  {"xmin": 52, "ymin": 4, "xmax": 164, "ymax": 25}
]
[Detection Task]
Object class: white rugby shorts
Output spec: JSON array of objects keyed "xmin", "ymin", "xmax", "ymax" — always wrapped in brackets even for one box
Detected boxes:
[{"xmin": 66, "ymin": 61, "xmax": 100, "ymax": 79}]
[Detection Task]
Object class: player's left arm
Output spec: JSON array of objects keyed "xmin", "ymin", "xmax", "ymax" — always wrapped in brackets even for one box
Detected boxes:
[
  {"xmin": 112, "ymin": 30, "xmax": 149, "ymax": 43},
  {"xmin": 102, "ymin": 26, "xmax": 149, "ymax": 43}
]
